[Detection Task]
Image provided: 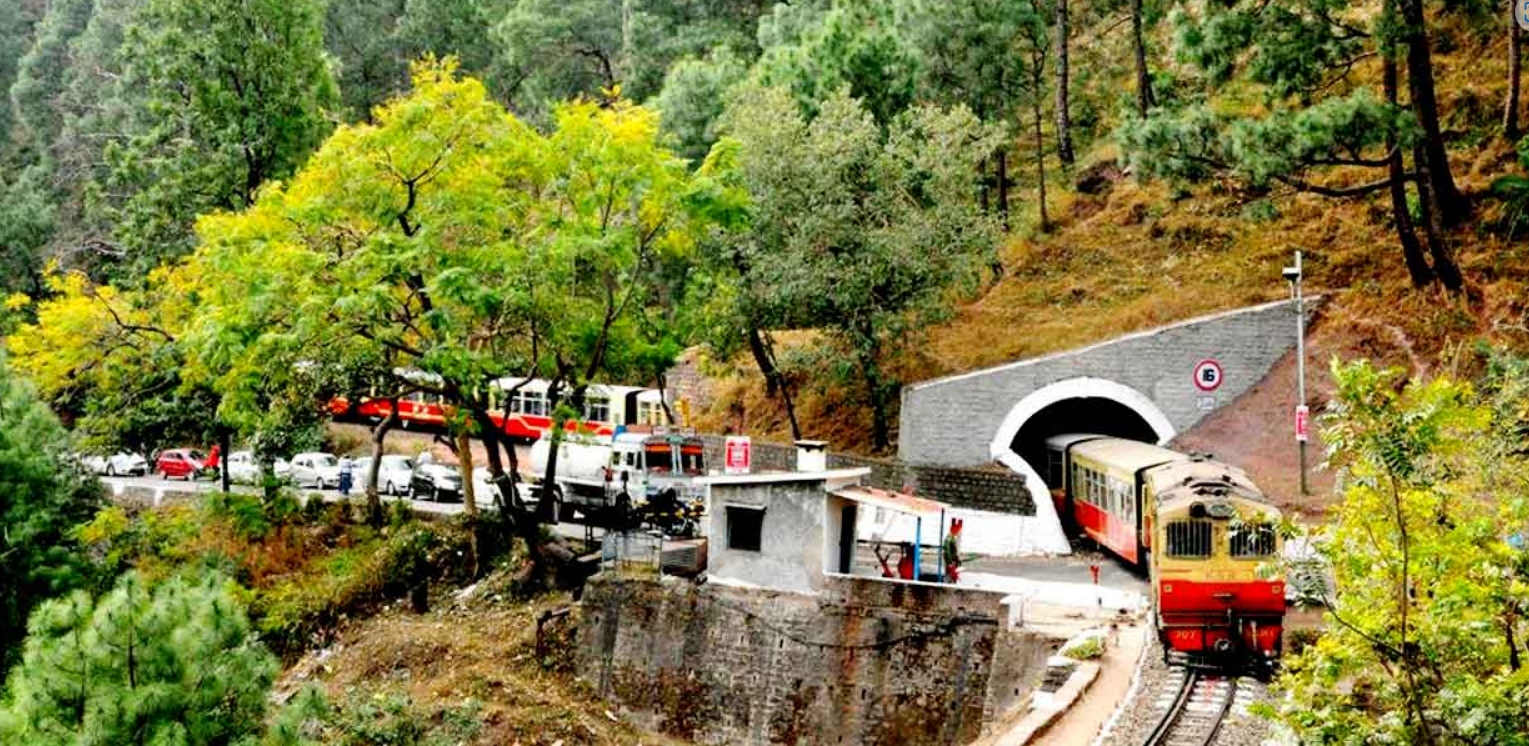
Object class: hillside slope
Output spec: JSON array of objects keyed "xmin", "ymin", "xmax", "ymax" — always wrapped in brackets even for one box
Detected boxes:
[{"xmin": 692, "ymin": 8, "xmax": 1529, "ymax": 481}]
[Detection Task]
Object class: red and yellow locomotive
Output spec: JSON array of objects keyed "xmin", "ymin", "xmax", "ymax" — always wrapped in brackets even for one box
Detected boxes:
[{"xmin": 1047, "ymin": 435, "xmax": 1285, "ymax": 669}]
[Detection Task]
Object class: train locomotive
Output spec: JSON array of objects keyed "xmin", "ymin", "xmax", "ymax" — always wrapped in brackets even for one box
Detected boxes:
[{"xmin": 1046, "ymin": 435, "xmax": 1285, "ymax": 671}]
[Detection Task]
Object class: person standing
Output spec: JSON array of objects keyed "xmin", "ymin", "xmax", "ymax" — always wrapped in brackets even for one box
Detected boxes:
[{"xmin": 944, "ymin": 519, "xmax": 964, "ymax": 583}]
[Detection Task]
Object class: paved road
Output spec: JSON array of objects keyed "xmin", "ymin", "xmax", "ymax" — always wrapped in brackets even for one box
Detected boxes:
[{"xmin": 101, "ymin": 475, "xmax": 605, "ymax": 543}]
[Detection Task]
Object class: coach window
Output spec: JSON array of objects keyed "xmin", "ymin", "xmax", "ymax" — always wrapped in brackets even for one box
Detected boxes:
[
  {"xmin": 1230, "ymin": 524, "xmax": 1277, "ymax": 558},
  {"xmin": 585, "ymin": 395, "xmax": 610, "ymax": 423},
  {"xmin": 1165, "ymin": 520, "xmax": 1213, "ymax": 558}
]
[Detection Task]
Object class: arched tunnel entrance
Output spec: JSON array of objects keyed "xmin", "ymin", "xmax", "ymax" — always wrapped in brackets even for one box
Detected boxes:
[
  {"xmin": 1009, "ymin": 397, "xmax": 1161, "ymax": 491},
  {"xmin": 986, "ymin": 377, "xmax": 1176, "ymax": 554}
]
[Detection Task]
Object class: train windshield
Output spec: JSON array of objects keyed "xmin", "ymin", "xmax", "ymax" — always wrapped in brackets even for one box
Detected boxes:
[
  {"xmin": 1229, "ymin": 524, "xmax": 1277, "ymax": 557},
  {"xmin": 1165, "ymin": 520, "xmax": 1214, "ymax": 558}
]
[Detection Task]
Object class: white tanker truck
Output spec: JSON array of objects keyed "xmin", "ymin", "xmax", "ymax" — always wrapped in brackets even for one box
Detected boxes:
[{"xmin": 529, "ymin": 430, "xmax": 707, "ymax": 529}]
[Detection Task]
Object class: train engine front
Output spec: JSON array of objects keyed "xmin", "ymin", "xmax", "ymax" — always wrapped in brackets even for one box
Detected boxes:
[{"xmin": 1145, "ymin": 457, "xmax": 1285, "ymax": 671}]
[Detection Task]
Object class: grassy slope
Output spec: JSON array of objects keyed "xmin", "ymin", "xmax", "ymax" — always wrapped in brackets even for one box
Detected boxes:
[{"xmin": 693, "ymin": 7, "xmax": 1529, "ymax": 462}]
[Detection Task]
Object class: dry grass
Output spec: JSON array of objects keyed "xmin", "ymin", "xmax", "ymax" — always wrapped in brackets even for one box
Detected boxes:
[{"xmin": 279, "ymin": 591, "xmax": 683, "ymax": 746}]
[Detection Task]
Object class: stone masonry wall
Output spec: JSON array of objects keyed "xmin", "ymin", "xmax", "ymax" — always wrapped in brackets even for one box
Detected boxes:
[
  {"xmin": 697, "ymin": 435, "xmax": 1035, "ymax": 516},
  {"xmin": 576, "ymin": 575, "xmax": 1053, "ymax": 746},
  {"xmin": 899, "ymin": 299, "xmax": 1320, "ymax": 467}
]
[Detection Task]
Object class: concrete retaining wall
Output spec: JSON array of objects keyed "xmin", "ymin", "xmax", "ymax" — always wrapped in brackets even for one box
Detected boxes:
[{"xmin": 576, "ymin": 576, "xmax": 1053, "ymax": 746}]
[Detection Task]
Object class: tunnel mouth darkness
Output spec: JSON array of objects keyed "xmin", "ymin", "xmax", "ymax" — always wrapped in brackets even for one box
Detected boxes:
[{"xmin": 1008, "ymin": 397, "xmax": 1160, "ymax": 489}]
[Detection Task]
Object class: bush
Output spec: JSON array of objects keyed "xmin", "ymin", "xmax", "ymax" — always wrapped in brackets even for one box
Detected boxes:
[
  {"xmin": 1062, "ymin": 635, "xmax": 1105, "ymax": 661},
  {"xmin": 316, "ymin": 690, "xmax": 483, "ymax": 746},
  {"xmin": 253, "ymin": 524, "xmax": 469, "ymax": 655}
]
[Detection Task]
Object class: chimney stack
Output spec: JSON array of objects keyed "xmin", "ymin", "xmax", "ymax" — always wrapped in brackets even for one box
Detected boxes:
[{"xmin": 795, "ymin": 440, "xmax": 828, "ymax": 472}]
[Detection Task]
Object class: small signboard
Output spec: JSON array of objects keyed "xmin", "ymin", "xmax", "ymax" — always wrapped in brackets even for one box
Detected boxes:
[
  {"xmin": 1295, "ymin": 404, "xmax": 1310, "ymax": 442},
  {"xmin": 1193, "ymin": 359, "xmax": 1224, "ymax": 392},
  {"xmin": 1197, "ymin": 395, "xmax": 1217, "ymax": 412},
  {"xmin": 724, "ymin": 436, "xmax": 752, "ymax": 475}
]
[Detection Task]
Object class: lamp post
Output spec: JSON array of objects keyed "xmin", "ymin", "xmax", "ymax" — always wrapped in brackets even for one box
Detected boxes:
[{"xmin": 1283, "ymin": 250, "xmax": 1309, "ymax": 497}]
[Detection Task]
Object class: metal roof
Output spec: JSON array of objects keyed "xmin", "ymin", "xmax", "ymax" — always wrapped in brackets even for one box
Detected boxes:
[
  {"xmin": 831, "ymin": 485, "xmax": 948, "ymax": 519},
  {"xmin": 1069, "ymin": 437, "xmax": 1184, "ymax": 473}
]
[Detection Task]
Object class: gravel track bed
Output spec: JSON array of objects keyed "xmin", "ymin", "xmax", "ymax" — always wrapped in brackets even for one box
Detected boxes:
[{"xmin": 1093, "ymin": 635, "xmax": 1276, "ymax": 746}]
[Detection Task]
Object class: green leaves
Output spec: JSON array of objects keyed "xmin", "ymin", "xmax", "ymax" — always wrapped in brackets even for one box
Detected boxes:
[
  {"xmin": 0, "ymin": 571, "xmax": 283, "ymax": 745},
  {"xmin": 711, "ymin": 85, "xmax": 1000, "ymax": 449},
  {"xmin": 1272, "ymin": 355, "xmax": 1529, "ymax": 744}
]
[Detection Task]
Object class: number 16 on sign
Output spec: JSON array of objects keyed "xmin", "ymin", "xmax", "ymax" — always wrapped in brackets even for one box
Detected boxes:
[{"xmin": 1294, "ymin": 404, "xmax": 1310, "ymax": 442}]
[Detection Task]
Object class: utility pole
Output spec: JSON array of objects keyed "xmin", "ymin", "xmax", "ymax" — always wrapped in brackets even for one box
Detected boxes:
[{"xmin": 1283, "ymin": 251, "xmax": 1309, "ymax": 496}]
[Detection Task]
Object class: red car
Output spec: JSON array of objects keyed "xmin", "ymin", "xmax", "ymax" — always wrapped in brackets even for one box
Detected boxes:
[{"xmin": 155, "ymin": 447, "xmax": 218, "ymax": 480}]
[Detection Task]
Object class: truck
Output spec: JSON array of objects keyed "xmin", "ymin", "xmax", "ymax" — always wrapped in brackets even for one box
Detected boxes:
[{"xmin": 529, "ymin": 430, "xmax": 707, "ymax": 530}]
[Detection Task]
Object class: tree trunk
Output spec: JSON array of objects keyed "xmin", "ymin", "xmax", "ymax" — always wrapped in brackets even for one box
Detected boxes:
[
  {"xmin": 455, "ymin": 430, "xmax": 479, "ymax": 577},
  {"xmin": 653, "ymin": 373, "xmax": 677, "ymax": 425},
  {"xmin": 1031, "ymin": 51, "xmax": 1050, "ymax": 232},
  {"xmin": 1384, "ymin": 52, "xmax": 1435, "ymax": 287},
  {"xmin": 364, "ymin": 399, "xmax": 399, "ymax": 527},
  {"xmin": 980, "ymin": 156, "xmax": 991, "ymax": 213},
  {"xmin": 1054, "ymin": 0, "xmax": 1075, "ymax": 166},
  {"xmin": 1508, "ymin": 18, "xmax": 1522, "ymax": 141},
  {"xmin": 1413, "ymin": 142, "xmax": 1465, "ymax": 291},
  {"xmin": 996, "ymin": 149, "xmax": 1011, "ymax": 230},
  {"xmin": 1398, "ymin": 0, "xmax": 1466, "ymax": 224},
  {"xmin": 748, "ymin": 327, "xmax": 801, "ymax": 441},
  {"xmin": 1131, "ymin": 0, "xmax": 1155, "ymax": 116},
  {"xmin": 218, "ymin": 429, "xmax": 231, "ymax": 494}
]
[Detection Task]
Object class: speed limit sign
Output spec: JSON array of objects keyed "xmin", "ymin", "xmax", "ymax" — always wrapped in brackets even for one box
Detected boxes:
[{"xmin": 1193, "ymin": 359, "xmax": 1224, "ymax": 392}]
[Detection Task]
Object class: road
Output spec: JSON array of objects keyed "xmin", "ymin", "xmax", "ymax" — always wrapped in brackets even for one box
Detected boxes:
[{"xmin": 101, "ymin": 475, "xmax": 606, "ymax": 543}]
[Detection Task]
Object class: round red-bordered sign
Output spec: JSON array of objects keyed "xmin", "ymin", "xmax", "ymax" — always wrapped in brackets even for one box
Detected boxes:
[{"xmin": 1193, "ymin": 359, "xmax": 1224, "ymax": 392}]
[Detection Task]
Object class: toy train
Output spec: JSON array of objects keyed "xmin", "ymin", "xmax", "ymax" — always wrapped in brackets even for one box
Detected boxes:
[
  {"xmin": 1046, "ymin": 435, "xmax": 1285, "ymax": 670},
  {"xmin": 330, "ymin": 376, "xmax": 671, "ymax": 440}
]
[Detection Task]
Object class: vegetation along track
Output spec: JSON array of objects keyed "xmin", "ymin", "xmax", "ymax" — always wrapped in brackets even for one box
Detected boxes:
[{"xmin": 1140, "ymin": 669, "xmax": 1236, "ymax": 746}]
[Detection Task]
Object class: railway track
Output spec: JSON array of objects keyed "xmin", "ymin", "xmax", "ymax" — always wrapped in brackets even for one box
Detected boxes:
[{"xmin": 1140, "ymin": 668, "xmax": 1237, "ymax": 746}]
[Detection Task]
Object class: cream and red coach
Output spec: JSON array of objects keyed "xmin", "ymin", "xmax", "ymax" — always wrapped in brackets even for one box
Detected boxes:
[{"xmin": 1047, "ymin": 435, "xmax": 1285, "ymax": 668}]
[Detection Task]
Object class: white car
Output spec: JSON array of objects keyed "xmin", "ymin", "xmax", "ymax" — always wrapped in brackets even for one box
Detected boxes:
[
  {"xmin": 473, "ymin": 467, "xmax": 536, "ymax": 507},
  {"xmin": 83, "ymin": 452, "xmax": 148, "ymax": 477},
  {"xmin": 227, "ymin": 451, "xmax": 293, "ymax": 484},
  {"xmin": 352, "ymin": 455, "xmax": 415, "ymax": 496},
  {"xmin": 288, "ymin": 452, "xmax": 342, "ymax": 490}
]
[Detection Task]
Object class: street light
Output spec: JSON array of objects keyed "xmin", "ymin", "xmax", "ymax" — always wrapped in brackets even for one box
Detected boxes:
[{"xmin": 1283, "ymin": 250, "xmax": 1309, "ymax": 497}]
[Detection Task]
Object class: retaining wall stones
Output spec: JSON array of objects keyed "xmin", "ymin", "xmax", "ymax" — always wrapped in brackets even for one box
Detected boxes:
[{"xmin": 576, "ymin": 575, "xmax": 1054, "ymax": 746}]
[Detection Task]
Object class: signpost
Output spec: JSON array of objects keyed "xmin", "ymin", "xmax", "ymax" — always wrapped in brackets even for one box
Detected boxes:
[
  {"xmin": 724, "ymin": 436, "xmax": 752, "ymax": 475},
  {"xmin": 1193, "ymin": 359, "xmax": 1224, "ymax": 392},
  {"xmin": 1284, "ymin": 250, "xmax": 1309, "ymax": 496}
]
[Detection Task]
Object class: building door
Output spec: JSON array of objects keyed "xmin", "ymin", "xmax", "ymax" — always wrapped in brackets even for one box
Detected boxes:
[{"xmin": 839, "ymin": 505, "xmax": 857, "ymax": 574}]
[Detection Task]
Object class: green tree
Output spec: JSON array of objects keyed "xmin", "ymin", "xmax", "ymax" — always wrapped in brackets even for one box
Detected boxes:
[
  {"xmin": 0, "ymin": 571, "xmax": 291, "ymax": 745},
  {"xmin": 0, "ymin": 355, "xmax": 101, "ymax": 674},
  {"xmin": 98, "ymin": 0, "xmax": 336, "ymax": 278},
  {"xmin": 651, "ymin": 47, "xmax": 748, "ymax": 164},
  {"xmin": 715, "ymin": 86, "xmax": 1002, "ymax": 451},
  {"xmin": 1121, "ymin": 0, "xmax": 1463, "ymax": 290},
  {"xmin": 752, "ymin": 0, "xmax": 918, "ymax": 127},
  {"xmin": 1270, "ymin": 355, "xmax": 1529, "ymax": 743}
]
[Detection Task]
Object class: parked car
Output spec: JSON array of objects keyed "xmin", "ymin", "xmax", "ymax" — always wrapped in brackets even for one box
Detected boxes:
[
  {"xmin": 155, "ymin": 449, "xmax": 215, "ymax": 480},
  {"xmin": 472, "ymin": 467, "xmax": 536, "ymax": 508},
  {"xmin": 288, "ymin": 452, "xmax": 342, "ymax": 490},
  {"xmin": 351, "ymin": 455, "xmax": 415, "ymax": 496},
  {"xmin": 82, "ymin": 452, "xmax": 148, "ymax": 477},
  {"xmin": 410, "ymin": 461, "xmax": 463, "ymax": 502}
]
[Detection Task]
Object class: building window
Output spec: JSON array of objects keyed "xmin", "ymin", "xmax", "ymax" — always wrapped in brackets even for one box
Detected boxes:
[
  {"xmin": 1165, "ymin": 520, "xmax": 1214, "ymax": 558},
  {"xmin": 726, "ymin": 506, "xmax": 764, "ymax": 552}
]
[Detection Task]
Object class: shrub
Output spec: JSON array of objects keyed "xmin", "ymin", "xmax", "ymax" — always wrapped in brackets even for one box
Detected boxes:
[
  {"xmin": 1062, "ymin": 636, "xmax": 1105, "ymax": 661},
  {"xmin": 253, "ymin": 524, "xmax": 468, "ymax": 655},
  {"xmin": 317, "ymin": 690, "xmax": 482, "ymax": 746}
]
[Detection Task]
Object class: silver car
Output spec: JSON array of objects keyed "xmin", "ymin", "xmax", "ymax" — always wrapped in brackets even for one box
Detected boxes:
[
  {"xmin": 352, "ymin": 455, "xmax": 416, "ymax": 496},
  {"xmin": 288, "ymin": 452, "xmax": 342, "ymax": 490}
]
